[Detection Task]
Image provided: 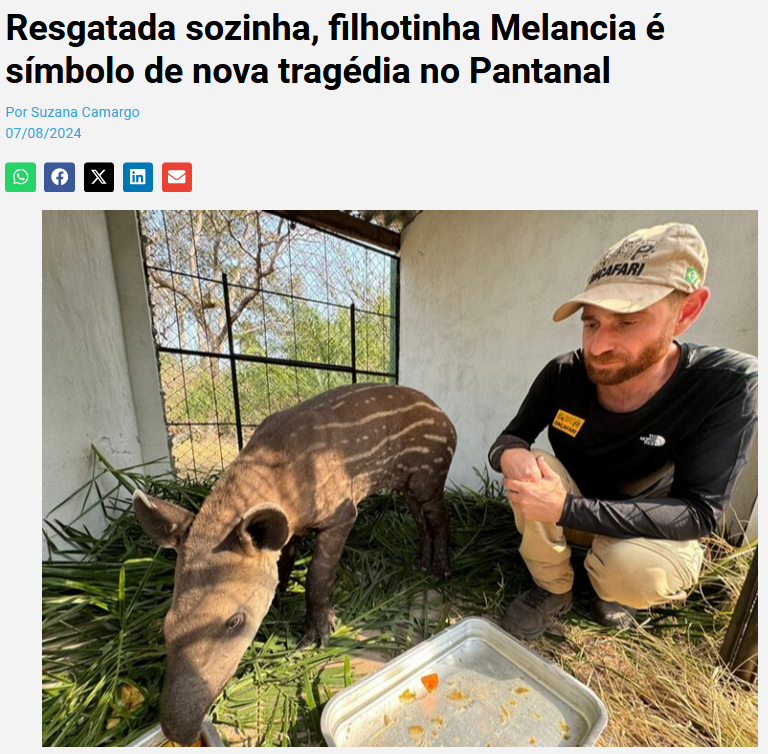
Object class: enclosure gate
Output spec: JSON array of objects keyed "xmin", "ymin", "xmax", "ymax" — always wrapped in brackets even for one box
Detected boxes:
[{"xmin": 139, "ymin": 211, "xmax": 399, "ymax": 478}]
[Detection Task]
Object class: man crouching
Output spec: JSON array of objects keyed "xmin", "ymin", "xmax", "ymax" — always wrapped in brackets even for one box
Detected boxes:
[{"xmin": 489, "ymin": 223, "xmax": 757, "ymax": 640}]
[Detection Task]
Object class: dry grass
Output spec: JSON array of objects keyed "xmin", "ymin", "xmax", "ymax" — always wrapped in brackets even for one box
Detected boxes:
[
  {"xmin": 536, "ymin": 627, "xmax": 756, "ymax": 746},
  {"xmin": 532, "ymin": 535, "xmax": 758, "ymax": 747}
]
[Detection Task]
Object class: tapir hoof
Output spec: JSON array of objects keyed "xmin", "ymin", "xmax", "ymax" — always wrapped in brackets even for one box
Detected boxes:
[
  {"xmin": 429, "ymin": 566, "xmax": 451, "ymax": 581},
  {"xmin": 298, "ymin": 608, "xmax": 336, "ymax": 649},
  {"xmin": 412, "ymin": 557, "xmax": 451, "ymax": 581},
  {"xmin": 425, "ymin": 562, "xmax": 451, "ymax": 580},
  {"xmin": 428, "ymin": 552, "xmax": 451, "ymax": 581}
]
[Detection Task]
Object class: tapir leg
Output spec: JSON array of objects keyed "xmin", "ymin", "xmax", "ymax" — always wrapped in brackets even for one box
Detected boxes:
[
  {"xmin": 401, "ymin": 492, "xmax": 432, "ymax": 572},
  {"xmin": 299, "ymin": 500, "xmax": 357, "ymax": 649},
  {"xmin": 404, "ymin": 473, "xmax": 451, "ymax": 579},
  {"xmin": 421, "ymin": 493, "xmax": 451, "ymax": 578},
  {"xmin": 277, "ymin": 535, "xmax": 301, "ymax": 593},
  {"xmin": 422, "ymin": 492, "xmax": 451, "ymax": 579}
]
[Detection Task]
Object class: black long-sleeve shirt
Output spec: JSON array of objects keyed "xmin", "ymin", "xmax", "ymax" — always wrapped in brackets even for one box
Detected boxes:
[{"xmin": 488, "ymin": 343, "xmax": 757, "ymax": 540}]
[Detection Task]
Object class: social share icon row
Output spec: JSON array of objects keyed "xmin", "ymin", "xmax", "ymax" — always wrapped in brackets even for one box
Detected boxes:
[{"xmin": 5, "ymin": 162, "xmax": 192, "ymax": 192}]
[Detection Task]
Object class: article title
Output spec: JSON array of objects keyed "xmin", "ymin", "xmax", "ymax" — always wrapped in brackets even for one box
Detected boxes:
[{"xmin": 6, "ymin": 12, "xmax": 667, "ymax": 88}]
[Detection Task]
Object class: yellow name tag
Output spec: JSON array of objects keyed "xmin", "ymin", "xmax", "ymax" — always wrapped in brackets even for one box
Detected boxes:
[{"xmin": 552, "ymin": 409, "xmax": 585, "ymax": 437}]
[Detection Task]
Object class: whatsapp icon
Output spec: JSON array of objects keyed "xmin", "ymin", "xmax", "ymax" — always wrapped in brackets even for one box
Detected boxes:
[{"xmin": 5, "ymin": 162, "xmax": 36, "ymax": 192}]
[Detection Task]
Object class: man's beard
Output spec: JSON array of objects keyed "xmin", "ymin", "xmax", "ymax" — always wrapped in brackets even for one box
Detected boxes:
[{"xmin": 585, "ymin": 333, "xmax": 673, "ymax": 386}]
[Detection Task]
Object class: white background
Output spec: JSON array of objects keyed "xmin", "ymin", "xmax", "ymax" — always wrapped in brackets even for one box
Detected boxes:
[{"xmin": 5, "ymin": 1, "xmax": 762, "ymax": 745}]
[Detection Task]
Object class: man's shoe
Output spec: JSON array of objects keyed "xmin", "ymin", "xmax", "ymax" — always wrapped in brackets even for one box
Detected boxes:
[
  {"xmin": 592, "ymin": 598, "xmax": 637, "ymax": 629},
  {"xmin": 501, "ymin": 584, "xmax": 572, "ymax": 640}
]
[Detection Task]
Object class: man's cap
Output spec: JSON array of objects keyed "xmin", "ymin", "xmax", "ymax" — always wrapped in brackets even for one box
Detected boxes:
[{"xmin": 552, "ymin": 223, "xmax": 708, "ymax": 322}]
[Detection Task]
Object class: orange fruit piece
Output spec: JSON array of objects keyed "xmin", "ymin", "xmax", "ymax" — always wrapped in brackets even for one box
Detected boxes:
[{"xmin": 421, "ymin": 673, "xmax": 439, "ymax": 693}]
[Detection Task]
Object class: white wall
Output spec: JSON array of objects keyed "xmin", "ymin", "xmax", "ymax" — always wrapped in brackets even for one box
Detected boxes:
[
  {"xmin": 105, "ymin": 211, "xmax": 171, "ymax": 468},
  {"xmin": 399, "ymin": 211, "xmax": 757, "ymax": 535},
  {"xmin": 42, "ymin": 211, "xmax": 169, "ymax": 556}
]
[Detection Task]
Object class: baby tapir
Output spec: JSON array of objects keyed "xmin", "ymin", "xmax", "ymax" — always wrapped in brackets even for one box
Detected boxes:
[{"xmin": 133, "ymin": 382, "xmax": 456, "ymax": 744}]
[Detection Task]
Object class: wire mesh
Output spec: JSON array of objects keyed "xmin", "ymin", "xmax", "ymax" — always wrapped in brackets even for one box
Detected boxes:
[{"xmin": 140, "ymin": 210, "xmax": 398, "ymax": 479}]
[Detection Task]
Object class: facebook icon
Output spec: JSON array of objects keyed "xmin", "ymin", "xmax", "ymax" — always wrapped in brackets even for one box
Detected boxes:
[
  {"xmin": 44, "ymin": 162, "xmax": 76, "ymax": 192},
  {"xmin": 123, "ymin": 162, "xmax": 153, "ymax": 192}
]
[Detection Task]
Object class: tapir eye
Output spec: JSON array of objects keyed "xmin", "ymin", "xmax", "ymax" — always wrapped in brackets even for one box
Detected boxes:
[{"xmin": 226, "ymin": 613, "xmax": 245, "ymax": 631}]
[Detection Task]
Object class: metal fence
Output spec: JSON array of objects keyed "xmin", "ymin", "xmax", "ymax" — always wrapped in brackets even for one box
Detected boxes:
[{"xmin": 138, "ymin": 210, "xmax": 399, "ymax": 478}]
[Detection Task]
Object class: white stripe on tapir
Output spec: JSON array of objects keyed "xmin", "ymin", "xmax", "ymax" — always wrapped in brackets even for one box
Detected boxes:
[
  {"xmin": 345, "ymin": 419, "xmax": 437, "ymax": 463},
  {"xmin": 313, "ymin": 402, "xmax": 444, "ymax": 431}
]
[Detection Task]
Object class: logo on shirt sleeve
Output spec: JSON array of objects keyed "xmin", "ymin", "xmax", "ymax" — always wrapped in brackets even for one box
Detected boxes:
[{"xmin": 552, "ymin": 409, "xmax": 585, "ymax": 438}]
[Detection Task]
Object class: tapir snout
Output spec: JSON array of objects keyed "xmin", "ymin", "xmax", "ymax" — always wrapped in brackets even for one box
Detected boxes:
[{"xmin": 159, "ymin": 663, "xmax": 214, "ymax": 746}]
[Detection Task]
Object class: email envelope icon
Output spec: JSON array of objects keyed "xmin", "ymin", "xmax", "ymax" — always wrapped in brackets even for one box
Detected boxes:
[{"xmin": 162, "ymin": 162, "xmax": 192, "ymax": 192}]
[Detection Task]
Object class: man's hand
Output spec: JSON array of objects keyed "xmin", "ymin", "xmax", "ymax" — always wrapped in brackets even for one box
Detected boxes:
[
  {"xmin": 503, "ymin": 455, "xmax": 567, "ymax": 524},
  {"xmin": 500, "ymin": 447, "xmax": 543, "ymax": 482}
]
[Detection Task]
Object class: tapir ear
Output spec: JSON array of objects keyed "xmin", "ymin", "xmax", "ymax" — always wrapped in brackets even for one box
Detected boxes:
[
  {"xmin": 237, "ymin": 504, "xmax": 290, "ymax": 555},
  {"xmin": 133, "ymin": 490, "xmax": 195, "ymax": 550}
]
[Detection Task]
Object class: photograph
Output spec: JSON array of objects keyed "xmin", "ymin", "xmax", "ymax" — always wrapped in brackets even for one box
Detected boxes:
[{"xmin": 42, "ymin": 210, "xmax": 757, "ymax": 747}]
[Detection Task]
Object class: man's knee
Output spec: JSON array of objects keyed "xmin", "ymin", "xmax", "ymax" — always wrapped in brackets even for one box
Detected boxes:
[
  {"xmin": 530, "ymin": 448, "xmax": 580, "ymax": 496},
  {"xmin": 585, "ymin": 536, "xmax": 704, "ymax": 609}
]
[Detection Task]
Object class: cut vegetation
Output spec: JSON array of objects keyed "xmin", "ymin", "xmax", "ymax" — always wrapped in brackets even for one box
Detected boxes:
[{"xmin": 42, "ymin": 452, "xmax": 757, "ymax": 746}]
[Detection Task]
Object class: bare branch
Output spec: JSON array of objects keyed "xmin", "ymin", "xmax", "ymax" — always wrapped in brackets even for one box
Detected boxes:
[
  {"xmin": 229, "ymin": 289, "xmax": 261, "ymax": 326},
  {"xmin": 149, "ymin": 268, "xmax": 198, "ymax": 311}
]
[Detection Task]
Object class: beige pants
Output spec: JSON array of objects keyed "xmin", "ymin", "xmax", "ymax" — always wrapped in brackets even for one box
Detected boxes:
[{"xmin": 510, "ymin": 450, "xmax": 704, "ymax": 609}]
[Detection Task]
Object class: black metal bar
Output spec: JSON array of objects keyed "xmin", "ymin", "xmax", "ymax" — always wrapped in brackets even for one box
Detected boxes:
[
  {"xmin": 222, "ymin": 274, "xmax": 244, "ymax": 451},
  {"xmin": 720, "ymin": 545, "xmax": 758, "ymax": 685},
  {"xmin": 169, "ymin": 421, "xmax": 241, "ymax": 427},
  {"xmin": 259, "ymin": 283, "xmax": 273, "ymax": 414},
  {"xmin": 145, "ymin": 264, "xmax": 397, "ymax": 320},
  {"xmin": 324, "ymin": 231, "xmax": 331, "ymax": 391},
  {"xmin": 189, "ymin": 211, "xmax": 226, "ymax": 471},
  {"xmin": 350, "ymin": 303, "xmax": 357, "ymax": 384},
  {"xmin": 286, "ymin": 231, "xmax": 301, "ymax": 402},
  {"xmin": 156, "ymin": 345, "xmax": 395, "ymax": 379},
  {"xmin": 395, "ymin": 254, "xmax": 401, "ymax": 383}
]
